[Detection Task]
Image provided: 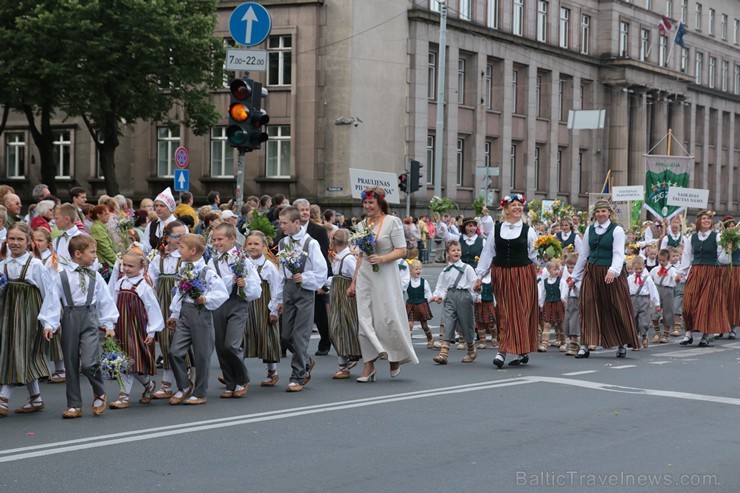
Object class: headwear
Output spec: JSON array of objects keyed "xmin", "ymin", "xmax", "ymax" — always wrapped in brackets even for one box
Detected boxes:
[
  {"xmin": 500, "ymin": 194, "xmax": 526, "ymax": 208},
  {"xmin": 695, "ymin": 210, "xmax": 715, "ymax": 220},
  {"xmin": 592, "ymin": 200, "xmax": 613, "ymax": 212},
  {"xmin": 154, "ymin": 187, "xmax": 176, "ymax": 213},
  {"xmin": 722, "ymin": 215, "xmax": 736, "ymax": 227},
  {"xmin": 361, "ymin": 189, "xmax": 385, "ymax": 201},
  {"xmin": 222, "ymin": 210, "xmax": 237, "ymax": 220},
  {"xmin": 461, "ymin": 216, "xmax": 479, "ymax": 228}
]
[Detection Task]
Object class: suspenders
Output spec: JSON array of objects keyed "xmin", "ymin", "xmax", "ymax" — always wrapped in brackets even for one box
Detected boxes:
[{"xmin": 60, "ymin": 269, "xmax": 96, "ymax": 307}]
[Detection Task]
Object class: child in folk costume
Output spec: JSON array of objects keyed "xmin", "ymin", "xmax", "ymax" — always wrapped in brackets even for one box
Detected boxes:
[
  {"xmin": 0, "ymin": 223, "xmax": 60, "ymax": 417},
  {"xmin": 53, "ymin": 203, "xmax": 96, "ymax": 270},
  {"xmin": 475, "ymin": 271, "xmax": 497, "ymax": 349},
  {"xmin": 538, "ymin": 260, "xmax": 566, "ymax": 353},
  {"xmin": 244, "ymin": 231, "xmax": 282, "ymax": 387},
  {"xmin": 108, "ymin": 249, "xmax": 164, "ymax": 409},
  {"xmin": 644, "ymin": 244, "xmax": 660, "ymax": 272},
  {"xmin": 677, "ymin": 210, "xmax": 730, "ymax": 347},
  {"xmin": 556, "ymin": 218, "xmax": 582, "ymax": 253},
  {"xmin": 328, "ymin": 229, "xmax": 363, "ymax": 378},
  {"xmin": 431, "ymin": 241, "xmax": 478, "ymax": 365},
  {"xmin": 32, "ymin": 227, "xmax": 65, "ymax": 383},
  {"xmin": 147, "ymin": 220, "xmax": 189, "ymax": 399},
  {"xmin": 166, "ymin": 234, "xmax": 229, "ymax": 405},
  {"xmin": 458, "ymin": 217, "xmax": 484, "ymax": 349},
  {"xmin": 668, "ymin": 247, "xmax": 685, "ymax": 337},
  {"xmin": 405, "ymin": 260, "xmax": 434, "ymax": 349},
  {"xmin": 660, "ymin": 216, "xmax": 685, "ymax": 250},
  {"xmin": 43, "ymin": 234, "xmax": 119, "ymax": 418},
  {"xmin": 208, "ymin": 223, "xmax": 261, "ymax": 399},
  {"xmin": 627, "ymin": 256, "xmax": 661, "ymax": 349},
  {"xmin": 649, "ymin": 249, "xmax": 678, "ymax": 344},
  {"xmin": 561, "ymin": 255, "xmax": 581, "ymax": 356}
]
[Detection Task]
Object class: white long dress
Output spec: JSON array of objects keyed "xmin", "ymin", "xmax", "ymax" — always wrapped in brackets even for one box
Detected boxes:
[{"xmin": 356, "ymin": 215, "xmax": 419, "ymax": 365}]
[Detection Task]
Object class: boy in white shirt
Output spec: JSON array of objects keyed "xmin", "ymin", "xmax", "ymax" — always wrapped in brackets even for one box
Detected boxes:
[
  {"xmin": 649, "ymin": 249, "xmax": 678, "ymax": 344},
  {"xmin": 627, "ymin": 257, "xmax": 661, "ymax": 349}
]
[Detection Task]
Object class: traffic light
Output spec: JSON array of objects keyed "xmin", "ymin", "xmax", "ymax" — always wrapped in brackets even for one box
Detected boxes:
[
  {"xmin": 398, "ymin": 173, "xmax": 408, "ymax": 192},
  {"xmin": 409, "ymin": 160, "xmax": 423, "ymax": 192},
  {"xmin": 227, "ymin": 78, "xmax": 269, "ymax": 151}
]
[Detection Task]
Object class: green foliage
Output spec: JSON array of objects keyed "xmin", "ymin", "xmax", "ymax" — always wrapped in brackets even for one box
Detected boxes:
[
  {"xmin": 249, "ymin": 211, "xmax": 277, "ymax": 244},
  {"xmin": 472, "ymin": 195, "xmax": 485, "ymax": 217}
]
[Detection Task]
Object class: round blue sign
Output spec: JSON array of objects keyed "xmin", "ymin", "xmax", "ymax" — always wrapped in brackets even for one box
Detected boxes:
[{"xmin": 229, "ymin": 3, "xmax": 272, "ymax": 47}]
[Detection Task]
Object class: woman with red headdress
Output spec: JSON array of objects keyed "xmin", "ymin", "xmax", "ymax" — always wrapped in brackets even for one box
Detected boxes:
[{"xmin": 475, "ymin": 194, "xmax": 539, "ymax": 368}]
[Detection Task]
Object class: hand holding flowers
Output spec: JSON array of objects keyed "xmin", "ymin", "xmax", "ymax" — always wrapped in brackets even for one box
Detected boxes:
[{"xmin": 349, "ymin": 222, "xmax": 379, "ymax": 272}]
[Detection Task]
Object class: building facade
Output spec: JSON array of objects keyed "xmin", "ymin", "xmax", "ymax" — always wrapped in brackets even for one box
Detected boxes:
[{"xmin": 2, "ymin": 0, "xmax": 739, "ymax": 215}]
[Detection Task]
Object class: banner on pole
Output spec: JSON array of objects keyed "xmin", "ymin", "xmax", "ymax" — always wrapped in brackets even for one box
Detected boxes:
[
  {"xmin": 666, "ymin": 187, "xmax": 709, "ymax": 209},
  {"xmin": 348, "ymin": 168, "xmax": 400, "ymax": 204},
  {"xmin": 644, "ymin": 155, "xmax": 692, "ymax": 219}
]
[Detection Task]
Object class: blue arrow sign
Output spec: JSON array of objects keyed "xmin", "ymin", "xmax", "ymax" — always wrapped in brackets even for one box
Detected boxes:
[
  {"xmin": 174, "ymin": 169, "xmax": 189, "ymax": 192},
  {"xmin": 229, "ymin": 3, "xmax": 272, "ymax": 47}
]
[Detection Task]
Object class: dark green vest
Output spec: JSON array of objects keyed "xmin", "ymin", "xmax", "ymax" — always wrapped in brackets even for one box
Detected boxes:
[
  {"xmin": 460, "ymin": 236, "xmax": 484, "ymax": 268},
  {"xmin": 406, "ymin": 278, "xmax": 427, "ymax": 304},
  {"xmin": 691, "ymin": 232, "xmax": 718, "ymax": 266},
  {"xmin": 587, "ymin": 223, "xmax": 617, "ymax": 266},
  {"xmin": 545, "ymin": 277, "xmax": 562, "ymax": 302},
  {"xmin": 666, "ymin": 233, "xmax": 682, "ymax": 248},
  {"xmin": 556, "ymin": 232, "xmax": 576, "ymax": 249},
  {"xmin": 481, "ymin": 282, "xmax": 493, "ymax": 302},
  {"xmin": 733, "ymin": 247, "xmax": 740, "ymax": 265},
  {"xmin": 492, "ymin": 223, "xmax": 532, "ymax": 267}
]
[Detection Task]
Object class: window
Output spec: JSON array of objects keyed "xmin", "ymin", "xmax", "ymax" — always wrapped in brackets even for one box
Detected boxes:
[
  {"xmin": 721, "ymin": 61, "xmax": 728, "ymax": 91},
  {"xmin": 695, "ymin": 51, "xmax": 703, "ymax": 84},
  {"xmin": 559, "ymin": 7, "xmax": 570, "ymax": 48},
  {"xmin": 735, "ymin": 19, "xmax": 739, "ymax": 44},
  {"xmin": 659, "ymin": 35, "xmax": 668, "ymax": 67},
  {"xmin": 537, "ymin": 1, "xmax": 548, "ymax": 42},
  {"xmin": 426, "ymin": 135, "xmax": 435, "ymax": 184},
  {"xmin": 665, "ymin": 0, "xmax": 672, "ymax": 18},
  {"xmin": 558, "ymin": 79, "xmax": 565, "ymax": 120},
  {"xmin": 484, "ymin": 140, "xmax": 492, "ymax": 169},
  {"xmin": 721, "ymin": 14, "xmax": 727, "ymax": 40},
  {"xmin": 735, "ymin": 65, "xmax": 740, "ymax": 95},
  {"xmin": 459, "ymin": 0, "xmax": 471, "ymax": 21},
  {"xmin": 510, "ymin": 144, "xmax": 517, "ymax": 188},
  {"xmin": 680, "ymin": 0, "xmax": 687, "ymax": 23},
  {"xmin": 268, "ymin": 35, "xmax": 292, "ymax": 86},
  {"xmin": 536, "ymin": 76, "xmax": 542, "ymax": 117},
  {"xmin": 513, "ymin": 0, "xmax": 524, "ymax": 36},
  {"xmin": 53, "ymin": 130, "xmax": 72, "ymax": 179},
  {"xmin": 578, "ymin": 152, "xmax": 585, "ymax": 193},
  {"xmin": 556, "ymin": 149, "xmax": 562, "ymax": 191},
  {"xmin": 680, "ymin": 47, "xmax": 688, "ymax": 72},
  {"xmin": 695, "ymin": 3, "xmax": 702, "ymax": 31},
  {"xmin": 619, "ymin": 22, "xmax": 630, "ymax": 57},
  {"xmin": 266, "ymin": 125, "xmax": 291, "ymax": 178},
  {"xmin": 456, "ymin": 138, "xmax": 464, "ymax": 186},
  {"xmin": 640, "ymin": 28, "xmax": 650, "ymax": 61},
  {"xmin": 708, "ymin": 8, "xmax": 715, "ymax": 35},
  {"xmin": 5, "ymin": 132, "xmax": 25, "ymax": 178},
  {"xmin": 512, "ymin": 69, "xmax": 518, "ymax": 113},
  {"xmin": 157, "ymin": 127, "xmax": 180, "ymax": 177},
  {"xmin": 430, "ymin": 0, "xmax": 441, "ymax": 13},
  {"xmin": 210, "ymin": 127, "xmax": 232, "ymax": 177},
  {"xmin": 484, "ymin": 64, "xmax": 493, "ymax": 109},
  {"xmin": 487, "ymin": 0, "xmax": 499, "ymax": 29},
  {"xmin": 580, "ymin": 15, "xmax": 590, "ymax": 54},
  {"xmin": 457, "ymin": 58, "xmax": 466, "ymax": 104},
  {"xmin": 708, "ymin": 56, "xmax": 716, "ymax": 88},
  {"xmin": 428, "ymin": 51, "xmax": 437, "ymax": 100},
  {"xmin": 533, "ymin": 146, "xmax": 541, "ymax": 190},
  {"xmin": 221, "ymin": 38, "xmax": 236, "ymax": 88}
]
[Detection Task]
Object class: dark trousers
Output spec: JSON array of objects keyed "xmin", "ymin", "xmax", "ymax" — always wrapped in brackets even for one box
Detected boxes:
[{"xmin": 315, "ymin": 293, "xmax": 331, "ymax": 352}]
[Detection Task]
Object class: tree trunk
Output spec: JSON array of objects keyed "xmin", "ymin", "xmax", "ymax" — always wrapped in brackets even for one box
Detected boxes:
[
  {"xmin": 83, "ymin": 113, "xmax": 120, "ymax": 196},
  {"xmin": 23, "ymin": 104, "xmax": 57, "ymax": 196}
]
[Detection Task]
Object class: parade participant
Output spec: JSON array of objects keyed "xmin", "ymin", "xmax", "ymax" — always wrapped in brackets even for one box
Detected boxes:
[
  {"xmin": 556, "ymin": 218, "xmax": 582, "ymax": 253},
  {"xmin": 538, "ymin": 260, "xmax": 565, "ymax": 353},
  {"xmin": 660, "ymin": 216, "xmax": 685, "ymax": 250},
  {"xmin": 405, "ymin": 260, "xmax": 434, "ymax": 349},
  {"xmin": 561, "ymin": 255, "xmax": 581, "ymax": 356},
  {"xmin": 459, "ymin": 217, "xmax": 484, "ymax": 269},
  {"xmin": 627, "ymin": 256, "xmax": 661, "ymax": 349},
  {"xmin": 143, "ymin": 187, "xmax": 177, "ymax": 253},
  {"xmin": 719, "ymin": 217, "xmax": 739, "ymax": 339},
  {"xmin": 649, "ymin": 249, "xmax": 678, "ymax": 344}
]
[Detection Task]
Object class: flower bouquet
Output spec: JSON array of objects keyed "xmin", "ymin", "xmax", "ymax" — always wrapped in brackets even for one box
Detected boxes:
[
  {"xmin": 429, "ymin": 196, "xmax": 459, "ymax": 221},
  {"xmin": 349, "ymin": 222, "xmax": 379, "ymax": 272},
  {"xmin": 229, "ymin": 249, "xmax": 250, "ymax": 300},
  {"xmin": 534, "ymin": 234, "xmax": 563, "ymax": 261},
  {"xmin": 173, "ymin": 263, "xmax": 208, "ymax": 309},
  {"xmin": 277, "ymin": 241, "xmax": 308, "ymax": 282},
  {"xmin": 116, "ymin": 210, "xmax": 135, "ymax": 249},
  {"xmin": 719, "ymin": 227, "xmax": 740, "ymax": 268},
  {"xmin": 100, "ymin": 337, "xmax": 134, "ymax": 390}
]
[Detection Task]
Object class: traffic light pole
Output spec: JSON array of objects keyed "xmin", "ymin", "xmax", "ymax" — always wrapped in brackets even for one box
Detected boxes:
[
  {"xmin": 405, "ymin": 188, "xmax": 411, "ymax": 219},
  {"xmin": 235, "ymin": 149, "xmax": 246, "ymax": 210}
]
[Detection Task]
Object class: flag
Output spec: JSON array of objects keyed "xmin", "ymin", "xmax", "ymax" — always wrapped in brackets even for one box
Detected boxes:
[
  {"xmin": 674, "ymin": 22, "xmax": 686, "ymax": 48},
  {"xmin": 658, "ymin": 16, "xmax": 672, "ymax": 34},
  {"xmin": 644, "ymin": 155, "xmax": 692, "ymax": 219}
]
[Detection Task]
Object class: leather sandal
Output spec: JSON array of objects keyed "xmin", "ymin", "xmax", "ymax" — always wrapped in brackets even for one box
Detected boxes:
[
  {"xmin": 233, "ymin": 385, "xmax": 248, "ymax": 398},
  {"xmin": 140, "ymin": 380, "xmax": 156, "ymax": 404},
  {"xmin": 260, "ymin": 371, "xmax": 280, "ymax": 387},
  {"xmin": 109, "ymin": 392, "xmax": 130, "ymax": 409},
  {"xmin": 62, "ymin": 407, "xmax": 82, "ymax": 419},
  {"xmin": 152, "ymin": 383, "xmax": 173, "ymax": 400},
  {"xmin": 15, "ymin": 394, "xmax": 45, "ymax": 414},
  {"xmin": 0, "ymin": 396, "xmax": 9, "ymax": 417},
  {"xmin": 92, "ymin": 394, "xmax": 107, "ymax": 416},
  {"xmin": 49, "ymin": 371, "xmax": 66, "ymax": 384}
]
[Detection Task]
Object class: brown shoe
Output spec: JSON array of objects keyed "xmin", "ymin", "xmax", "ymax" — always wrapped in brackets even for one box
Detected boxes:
[
  {"xmin": 260, "ymin": 371, "xmax": 280, "ymax": 387},
  {"xmin": 15, "ymin": 394, "xmax": 45, "ymax": 414},
  {"xmin": 92, "ymin": 394, "xmax": 107, "ymax": 416},
  {"xmin": 140, "ymin": 380, "xmax": 156, "ymax": 404},
  {"xmin": 220, "ymin": 390, "xmax": 234, "ymax": 398},
  {"xmin": 333, "ymin": 368, "xmax": 351, "ymax": 379},
  {"xmin": 49, "ymin": 371, "xmax": 66, "ymax": 384},
  {"xmin": 286, "ymin": 382, "xmax": 304, "ymax": 392},
  {"xmin": 152, "ymin": 386, "xmax": 173, "ymax": 400},
  {"xmin": 183, "ymin": 396, "xmax": 207, "ymax": 405},
  {"xmin": 109, "ymin": 393, "xmax": 130, "ymax": 410},
  {"xmin": 233, "ymin": 385, "xmax": 248, "ymax": 398},
  {"xmin": 62, "ymin": 408, "xmax": 82, "ymax": 419},
  {"xmin": 217, "ymin": 375, "xmax": 226, "ymax": 385},
  {"xmin": 303, "ymin": 357, "xmax": 316, "ymax": 385},
  {"xmin": 168, "ymin": 386, "xmax": 192, "ymax": 405}
]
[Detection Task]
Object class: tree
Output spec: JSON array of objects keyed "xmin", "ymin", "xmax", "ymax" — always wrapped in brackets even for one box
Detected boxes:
[{"xmin": 0, "ymin": 0, "xmax": 225, "ymax": 195}]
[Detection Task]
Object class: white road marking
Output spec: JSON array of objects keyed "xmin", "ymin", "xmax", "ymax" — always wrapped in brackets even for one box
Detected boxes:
[
  {"xmin": 610, "ymin": 365, "xmax": 636, "ymax": 369},
  {"xmin": 561, "ymin": 370, "xmax": 598, "ymax": 376},
  {"xmin": 0, "ymin": 378, "xmax": 532, "ymax": 463},
  {"xmin": 648, "ymin": 361, "xmax": 672, "ymax": 365}
]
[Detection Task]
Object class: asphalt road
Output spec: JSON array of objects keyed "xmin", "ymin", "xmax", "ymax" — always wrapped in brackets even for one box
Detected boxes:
[{"xmin": 1, "ymin": 262, "xmax": 738, "ymax": 492}]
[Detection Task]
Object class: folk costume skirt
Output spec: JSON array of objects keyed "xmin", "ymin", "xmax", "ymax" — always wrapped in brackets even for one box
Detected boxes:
[
  {"xmin": 490, "ymin": 264, "xmax": 538, "ymax": 355},
  {"xmin": 683, "ymin": 265, "xmax": 730, "ymax": 334}
]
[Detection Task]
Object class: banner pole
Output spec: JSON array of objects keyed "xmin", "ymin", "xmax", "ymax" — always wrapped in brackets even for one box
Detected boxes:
[{"xmin": 667, "ymin": 128, "xmax": 672, "ymax": 157}]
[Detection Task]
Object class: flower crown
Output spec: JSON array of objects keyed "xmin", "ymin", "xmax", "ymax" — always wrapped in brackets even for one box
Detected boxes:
[
  {"xmin": 361, "ymin": 190, "xmax": 385, "ymax": 201},
  {"xmin": 500, "ymin": 194, "xmax": 526, "ymax": 208}
]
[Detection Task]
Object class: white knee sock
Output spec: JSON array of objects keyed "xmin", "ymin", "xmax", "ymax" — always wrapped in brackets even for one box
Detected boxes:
[
  {"xmin": 122, "ymin": 374, "xmax": 134, "ymax": 394},
  {"xmin": 161, "ymin": 369, "xmax": 174, "ymax": 385},
  {"xmin": 26, "ymin": 380, "xmax": 40, "ymax": 397},
  {"xmin": 337, "ymin": 356, "xmax": 348, "ymax": 366},
  {"xmin": 0, "ymin": 385, "xmax": 13, "ymax": 400},
  {"xmin": 54, "ymin": 360, "xmax": 66, "ymax": 373},
  {"xmin": 267, "ymin": 363, "xmax": 277, "ymax": 372},
  {"xmin": 134, "ymin": 374, "xmax": 150, "ymax": 387}
]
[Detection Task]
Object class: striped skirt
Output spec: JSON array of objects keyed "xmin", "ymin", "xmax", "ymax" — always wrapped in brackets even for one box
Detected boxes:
[
  {"xmin": 329, "ymin": 276, "xmax": 362, "ymax": 359},
  {"xmin": 475, "ymin": 301, "xmax": 496, "ymax": 325},
  {"xmin": 725, "ymin": 266, "xmax": 740, "ymax": 326},
  {"xmin": 116, "ymin": 290, "xmax": 155, "ymax": 375},
  {"xmin": 0, "ymin": 281, "xmax": 50, "ymax": 384},
  {"xmin": 246, "ymin": 280, "xmax": 281, "ymax": 363},
  {"xmin": 490, "ymin": 264, "xmax": 539, "ymax": 355},
  {"xmin": 542, "ymin": 301, "xmax": 565, "ymax": 324},
  {"xmin": 45, "ymin": 327, "xmax": 64, "ymax": 362},
  {"xmin": 406, "ymin": 301, "xmax": 433, "ymax": 322},
  {"xmin": 579, "ymin": 264, "xmax": 640, "ymax": 349},
  {"xmin": 683, "ymin": 265, "xmax": 730, "ymax": 333}
]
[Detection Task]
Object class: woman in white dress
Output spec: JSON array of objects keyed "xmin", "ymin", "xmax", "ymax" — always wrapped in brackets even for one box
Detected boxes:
[{"xmin": 348, "ymin": 187, "xmax": 419, "ymax": 382}]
